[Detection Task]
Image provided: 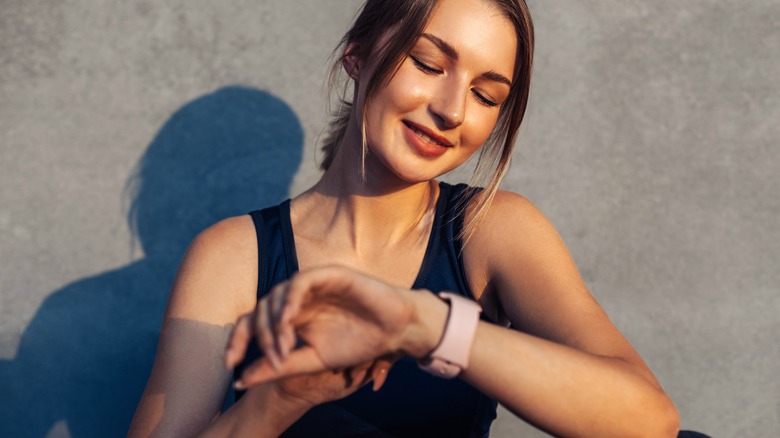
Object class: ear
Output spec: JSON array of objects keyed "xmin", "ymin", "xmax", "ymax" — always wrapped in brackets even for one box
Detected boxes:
[{"xmin": 341, "ymin": 43, "xmax": 361, "ymax": 80}]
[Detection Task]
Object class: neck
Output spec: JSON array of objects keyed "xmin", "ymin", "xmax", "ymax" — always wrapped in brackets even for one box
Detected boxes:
[{"xmin": 297, "ymin": 119, "xmax": 439, "ymax": 252}]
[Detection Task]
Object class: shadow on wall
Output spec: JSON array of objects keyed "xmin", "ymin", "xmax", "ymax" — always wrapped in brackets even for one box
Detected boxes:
[{"xmin": 0, "ymin": 86, "xmax": 303, "ymax": 437}]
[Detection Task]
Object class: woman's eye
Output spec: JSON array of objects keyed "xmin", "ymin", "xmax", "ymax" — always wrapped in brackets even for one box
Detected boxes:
[
  {"xmin": 473, "ymin": 90, "xmax": 499, "ymax": 108},
  {"xmin": 410, "ymin": 55, "xmax": 442, "ymax": 74}
]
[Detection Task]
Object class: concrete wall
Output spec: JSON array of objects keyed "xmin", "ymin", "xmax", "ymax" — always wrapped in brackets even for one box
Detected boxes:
[{"xmin": 1, "ymin": 0, "xmax": 778, "ymax": 436}]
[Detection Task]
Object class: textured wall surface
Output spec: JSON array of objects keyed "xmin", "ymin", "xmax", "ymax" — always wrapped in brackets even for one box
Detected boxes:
[{"xmin": 1, "ymin": 0, "xmax": 778, "ymax": 436}]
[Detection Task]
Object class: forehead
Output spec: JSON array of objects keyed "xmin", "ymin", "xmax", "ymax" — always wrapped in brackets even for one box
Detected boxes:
[{"xmin": 421, "ymin": 0, "xmax": 517, "ymax": 78}]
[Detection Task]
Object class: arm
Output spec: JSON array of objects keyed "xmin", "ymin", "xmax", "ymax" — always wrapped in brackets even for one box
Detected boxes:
[
  {"xmin": 129, "ymin": 216, "xmax": 390, "ymax": 437},
  {"xmin": 442, "ymin": 190, "xmax": 679, "ymax": 437},
  {"xmin": 128, "ymin": 216, "xmax": 289, "ymax": 437}
]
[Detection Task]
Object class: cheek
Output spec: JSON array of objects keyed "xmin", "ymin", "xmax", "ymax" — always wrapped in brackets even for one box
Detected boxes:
[
  {"xmin": 462, "ymin": 109, "xmax": 499, "ymax": 151},
  {"xmin": 365, "ymin": 75, "xmax": 426, "ymax": 141},
  {"xmin": 380, "ymin": 70, "xmax": 428, "ymax": 113}
]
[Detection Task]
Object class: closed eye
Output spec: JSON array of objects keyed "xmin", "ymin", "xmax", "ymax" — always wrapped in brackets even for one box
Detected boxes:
[
  {"xmin": 410, "ymin": 55, "xmax": 443, "ymax": 75},
  {"xmin": 411, "ymin": 55, "xmax": 499, "ymax": 108},
  {"xmin": 472, "ymin": 90, "xmax": 498, "ymax": 108}
]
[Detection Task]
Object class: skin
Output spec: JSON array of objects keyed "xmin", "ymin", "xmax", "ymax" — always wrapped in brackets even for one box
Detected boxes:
[{"xmin": 130, "ymin": 0, "xmax": 681, "ymax": 436}]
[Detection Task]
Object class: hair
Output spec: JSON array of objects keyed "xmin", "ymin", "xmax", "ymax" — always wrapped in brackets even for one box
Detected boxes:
[{"xmin": 320, "ymin": 0, "xmax": 534, "ymax": 243}]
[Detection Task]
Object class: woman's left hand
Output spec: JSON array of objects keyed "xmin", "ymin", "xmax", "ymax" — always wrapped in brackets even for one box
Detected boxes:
[{"xmin": 226, "ymin": 265, "xmax": 430, "ymax": 389}]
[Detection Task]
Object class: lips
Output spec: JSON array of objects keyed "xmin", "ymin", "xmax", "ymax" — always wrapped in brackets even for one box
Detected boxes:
[{"xmin": 402, "ymin": 121, "xmax": 453, "ymax": 148}]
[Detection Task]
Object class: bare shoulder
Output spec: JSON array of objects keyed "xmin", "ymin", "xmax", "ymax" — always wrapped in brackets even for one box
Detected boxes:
[
  {"xmin": 461, "ymin": 190, "xmax": 555, "ymax": 325},
  {"xmin": 167, "ymin": 214, "xmax": 259, "ymax": 325},
  {"xmin": 464, "ymin": 189, "xmax": 560, "ymax": 282},
  {"xmin": 464, "ymin": 189, "xmax": 591, "ymax": 334},
  {"xmin": 470, "ymin": 190, "xmax": 553, "ymax": 244}
]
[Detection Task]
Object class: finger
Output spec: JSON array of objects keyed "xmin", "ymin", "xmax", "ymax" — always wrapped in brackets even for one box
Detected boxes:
[
  {"xmin": 268, "ymin": 284, "xmax": 289, "ymax": 362},
  {"xmin": 356, "ymin": 360, "xmax": 378, "ymax": 388},
  {"xmin": 371, "ymin": 365, "xmax": 389, "ymax": 392},
  {"xmin": 270, "ymin": 282, "xmax": 292, "ymax": 359},
  {"xmin": 278, "ymin": 326, "xmax": 296, "ymax": 361},
  {"xmin": 344, "ymin": 360, "xmax": 375, "ymax": 388},
  {"xmin": 225, "ymin": 313, "xmax": 253, "ymax": 369},
  {"xmin": 371, "ymin": 354, "xmax": 400, "ymax": 392},
  {"xmin": 280, "ymin": 266, "xmax": 352, "ymax": 325},
  {"xmin": 256, "ymin": 299, "xmax": 281, "ymax": 370},
  {"xmin": 235, "ymin": 345, "xmax": 326, "ymax": 389}
]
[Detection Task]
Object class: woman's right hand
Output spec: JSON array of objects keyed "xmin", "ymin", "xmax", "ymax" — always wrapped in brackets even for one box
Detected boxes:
[
  {"xmin": 200, "ymin": 356, "xmax": 396, "ymax": 437},
  {"xmin": 261, "ymin": 356, "xmax": 397, "ymax": 411}
]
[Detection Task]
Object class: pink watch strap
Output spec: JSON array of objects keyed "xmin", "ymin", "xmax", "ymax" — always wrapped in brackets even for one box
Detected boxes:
[{"xmin": 418, "ymin": 291, "xmax": 482, "ymax": 378}]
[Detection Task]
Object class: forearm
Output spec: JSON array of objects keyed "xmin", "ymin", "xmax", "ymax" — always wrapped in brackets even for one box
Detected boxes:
[
  {"xmin": 199, "ymin": 384, "xmax": 310, "ymax": 438},
  {"xmin": 404, "ymin": 291, "xmax": 679, "ymax": 438},
  {"xmin": 463, "ymin": 323, "xmax": 678, "ymax": 437}
]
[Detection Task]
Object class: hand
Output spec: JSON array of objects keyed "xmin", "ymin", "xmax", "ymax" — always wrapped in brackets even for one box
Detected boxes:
[
  {"xmin": 202, "ymin": 360, "xmax": 394, "ymax": 438},
  {"xmin": 263, "ymin": 357, "xmax": 396, "ymax": 410},
  {"xmin": 226, "ymin": 265, "xmax": 420, "ymax": 389}
]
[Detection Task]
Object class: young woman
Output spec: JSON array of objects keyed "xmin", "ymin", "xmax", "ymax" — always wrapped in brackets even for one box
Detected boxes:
[{"xmin": 130, "ymin": 0, "xmax": 681, "ymax": 436}]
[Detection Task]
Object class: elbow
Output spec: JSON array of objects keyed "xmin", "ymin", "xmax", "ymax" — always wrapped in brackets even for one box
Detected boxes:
[
  {"xmin": 638, "ymin": 392, "xmax": 680, "ymax": 438},
  {"xmin": 658, "ymin": 399, "xmax": 681, "ymax": 438}
]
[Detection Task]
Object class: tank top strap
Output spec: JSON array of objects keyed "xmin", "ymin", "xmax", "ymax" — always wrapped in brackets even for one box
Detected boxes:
[
  {"xmin": 413, "ymin": 182, "xmax": 481, "ymax": 298},
  {"xmin": 440, "ymin": 182, "xmax": 483, "ymax": 301},
  {"xmin": 248, "ymin": 200, "xmax": 298, "ymax": 301},
  {"xmin": 447, "ymin": 182, "xmax": 483, "ymax": 261},
  {"xmin": 248, "ymin": 208, "xmax": 269, "ymax": 297}
]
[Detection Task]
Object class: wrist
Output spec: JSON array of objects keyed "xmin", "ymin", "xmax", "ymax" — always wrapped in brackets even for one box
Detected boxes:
[
  {"xmin": 416, "ymin": 292, "xmax": 482, "ymax": 378},
  {"xmin": 199, "ymin": 383, "xmax": 310, "ymax": 438},
  {"xmin": 241, "ymin": 384, "xmax": 311, "ymax": 434},
  {"xmin": 400, "ymin": 289, "xmax": 450, "ymax": 359}
]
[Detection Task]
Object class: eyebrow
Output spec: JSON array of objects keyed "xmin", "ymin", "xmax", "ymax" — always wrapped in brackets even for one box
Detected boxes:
[{"xmin": 420, "ymin": 33, "xmax": 513, "ymax": 87}]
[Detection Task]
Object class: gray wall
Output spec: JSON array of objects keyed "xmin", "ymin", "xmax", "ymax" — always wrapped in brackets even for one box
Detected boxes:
[{"xmin": 1, "ymin": 0, "xmax": 777, "ymax": 436}]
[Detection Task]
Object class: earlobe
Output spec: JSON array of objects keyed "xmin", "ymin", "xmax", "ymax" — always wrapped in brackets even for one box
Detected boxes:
[{"xmin": 342, "ymin": 43, "xmax": 361, "ymax": 80}]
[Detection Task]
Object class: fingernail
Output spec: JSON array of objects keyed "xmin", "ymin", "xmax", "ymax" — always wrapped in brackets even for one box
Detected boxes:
[{"xmin": 234, "ymin": 380, "xmax": 246, "ymax": 390}]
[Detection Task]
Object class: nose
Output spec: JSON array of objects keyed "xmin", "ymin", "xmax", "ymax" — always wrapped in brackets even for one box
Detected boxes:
[{"xmin": 429, "ymin": 78, "xmax": 467, "ymax": 129}]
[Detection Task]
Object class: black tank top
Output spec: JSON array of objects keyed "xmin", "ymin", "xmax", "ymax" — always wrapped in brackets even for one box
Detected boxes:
[{"xmin": 234, "ymin": 181, "xmax": 498, "ymax": 437}]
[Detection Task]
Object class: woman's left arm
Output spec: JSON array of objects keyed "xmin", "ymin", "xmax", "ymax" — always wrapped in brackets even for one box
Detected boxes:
[{"xmin": 450, "ymin": 190, "xmax": 679, "ymax": 437}]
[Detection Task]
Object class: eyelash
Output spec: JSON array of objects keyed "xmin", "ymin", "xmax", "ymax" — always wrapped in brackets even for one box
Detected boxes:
[
  {"xmin": 409, "ymin": 55, "xmax": 499, "ymax": 108},
  {"xmin": 410, "ymin": 55, "xmax": 442, "ymax": 75}
]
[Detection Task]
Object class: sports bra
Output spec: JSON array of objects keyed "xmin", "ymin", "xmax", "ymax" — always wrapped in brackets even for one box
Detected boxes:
[{"xmin": 234, "ymin": 181, "xmax": 498, "ymax": 437}]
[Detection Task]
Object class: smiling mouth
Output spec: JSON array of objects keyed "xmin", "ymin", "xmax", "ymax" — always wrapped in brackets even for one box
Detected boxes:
[{"xmin": 403, "ymin": 121, "xmax": 452, "ymax": 147}]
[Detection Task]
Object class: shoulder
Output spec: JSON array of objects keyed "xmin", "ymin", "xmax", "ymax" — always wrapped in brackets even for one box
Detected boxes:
[
  {"xmin": 463, "ymin": 189, "xmax": 580, "ymax": 323},
  {"xmin": 459, "ymin": 189, "xmax": 557, "ymax": 316},
  {"xmin": 187, "ymin": 214, "xmax": 257, "ymax": 262},
  {"xmin": 167, "ymin": 214, "xmax": 259, "ymax": 325},
  {"xmin": 465, "ymin": 189, "xmax": 559, "ymax": 268}
]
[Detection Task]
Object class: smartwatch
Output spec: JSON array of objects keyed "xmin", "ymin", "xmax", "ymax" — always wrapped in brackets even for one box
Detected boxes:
[{"xmin": 418, "ymin": 291, "xmax": 482, "ymax": 378}]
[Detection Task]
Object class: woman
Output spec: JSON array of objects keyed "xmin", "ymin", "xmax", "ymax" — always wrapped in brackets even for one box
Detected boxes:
[{"xmin": 130, "ymin": 0, "xmax": 681, "ymax": 436}]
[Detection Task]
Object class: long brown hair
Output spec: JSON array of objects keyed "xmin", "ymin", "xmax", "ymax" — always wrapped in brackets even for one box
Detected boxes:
[{"xmin": 321, "ymin": 0, "xmax": 534, "ymax": 243}]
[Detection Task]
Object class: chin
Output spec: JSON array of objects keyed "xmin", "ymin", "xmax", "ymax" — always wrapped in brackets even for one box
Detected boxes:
[
  {"xmin": 388, "ymin": 157, "xmax": 450, "ymax": 184},
  {"xmin": 366, "ymin": 138, "xmax": 466, "ymax": 185},
  {"xmin": 394, "ymin": 165, "xmax": 461, "ymax": 186}
]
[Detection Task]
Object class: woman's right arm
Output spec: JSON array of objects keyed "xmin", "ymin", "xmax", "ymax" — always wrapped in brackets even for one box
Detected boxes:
[
  {"xmin": 128, "ymin": 215, "xmax": 296, "ymax": 437},
  {"xmin": 128, "ymin": 216, "xmax": 387, "ymax": 437}
]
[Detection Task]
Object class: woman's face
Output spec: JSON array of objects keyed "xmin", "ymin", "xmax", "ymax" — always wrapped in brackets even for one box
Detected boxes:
[{"xmin": 356, "ymin": 0, "xmax": 517, "ymax": 184}]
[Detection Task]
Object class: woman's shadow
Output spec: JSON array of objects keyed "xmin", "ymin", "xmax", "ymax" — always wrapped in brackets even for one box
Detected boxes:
[{"xmin": 0, "ymin": 86, "xmax": 304, "ymax": 437}]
